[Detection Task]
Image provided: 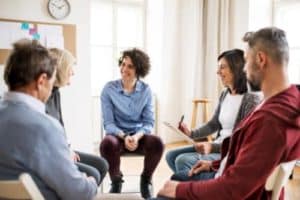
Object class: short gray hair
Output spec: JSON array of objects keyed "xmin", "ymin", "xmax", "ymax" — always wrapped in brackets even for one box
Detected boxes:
[
  {"xmin": 243, "ymin": 27, "xmax": 289, "ymax": 65},
  {"xmin": 4, "ymin": 39, "xmax": 56, "ymax": 90}
]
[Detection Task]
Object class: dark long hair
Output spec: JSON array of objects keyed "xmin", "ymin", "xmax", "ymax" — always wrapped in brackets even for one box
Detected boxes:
[{"xmin": 218, "ymin": 49, "xmax": 247, "ymax": 94}]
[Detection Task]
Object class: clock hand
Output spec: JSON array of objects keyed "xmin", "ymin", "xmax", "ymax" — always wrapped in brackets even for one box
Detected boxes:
[
  {"xmin": 51, "ymin": 2, "xmax": 59, "ymax": 8},
  {"xmin": 58, "ymin": 4, "xmax": 66, "ymax": 9}
]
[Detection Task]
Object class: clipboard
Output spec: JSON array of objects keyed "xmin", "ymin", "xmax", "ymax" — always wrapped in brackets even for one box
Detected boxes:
[{"xmin": 162, "ymin": 121, "xmax": 195, "ymax": 144}]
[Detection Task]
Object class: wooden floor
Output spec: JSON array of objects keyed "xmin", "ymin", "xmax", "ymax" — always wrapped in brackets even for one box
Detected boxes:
[
  {"xmin": 287, "ymin": 166, "xmax": 300, "ymax": 200},
  {"xmin": 115, "ymin": 141, "xmax": 300, "ymax": 199}
]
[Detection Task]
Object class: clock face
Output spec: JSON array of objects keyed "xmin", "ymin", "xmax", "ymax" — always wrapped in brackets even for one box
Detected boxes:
[{"xmin": 48, "ymin": 0, "xmax": 71, "ymax": 20}]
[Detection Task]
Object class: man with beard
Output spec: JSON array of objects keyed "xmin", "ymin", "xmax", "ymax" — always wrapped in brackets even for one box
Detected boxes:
[{"xmin": 151, "ymin": 27, "xmax": 300, "ymax": 200}]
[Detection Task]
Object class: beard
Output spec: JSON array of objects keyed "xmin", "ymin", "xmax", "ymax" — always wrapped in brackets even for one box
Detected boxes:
[
  {"xmin": 246, "ymin": 61, "xmax": 262, "ymax": 92},
  {"xmin": 247, "ymin": 80, "xmax": 261, "ymax": 92}
]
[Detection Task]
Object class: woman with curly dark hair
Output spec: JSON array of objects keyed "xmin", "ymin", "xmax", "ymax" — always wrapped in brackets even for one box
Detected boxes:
[{"xmin": 100, "ymin": 48, "xmax": 164, "ymax": 199}]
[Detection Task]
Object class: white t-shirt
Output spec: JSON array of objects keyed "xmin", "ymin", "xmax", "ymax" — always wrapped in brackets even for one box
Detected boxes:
[
  {"xmin": 215, "ymin": 155, "xmax": 228, "ymax": 178},
  {"xmin": 214, "ymin": 93, "xmax": 244, "ymax": 178},
  {"xmin": 214, "ymin": 93, "xmax": 243, "ymax": 144}
]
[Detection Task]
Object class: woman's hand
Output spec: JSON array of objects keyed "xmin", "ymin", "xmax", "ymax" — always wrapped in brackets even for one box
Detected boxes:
[
  {"xmin": 194, "ymin": 142, "xmax": 213, "ymax": 154},
  {"xmin": 178, "ymin": 122, "xmax": 191, "ymax": 137},
  {"xmin": 188, "ymin": 160, "xmax": 212, "ymax": 177}
]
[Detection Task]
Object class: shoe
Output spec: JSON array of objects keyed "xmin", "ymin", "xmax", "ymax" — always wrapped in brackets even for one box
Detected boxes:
[
  {"xmin": 140, "ymin": 175, "xmax": 153, "ymax": 199},
  {"xmin": 109, "ymin": 175, "xmax": 124, "ymax": 193}
]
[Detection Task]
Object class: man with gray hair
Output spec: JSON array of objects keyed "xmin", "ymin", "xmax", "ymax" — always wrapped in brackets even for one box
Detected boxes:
[
  {"xmin": 0, "ymin": 39, "xmax": 97, "ymax": 200},
  {"xmin": 153, "ymin": 27, "xmax": 300, "ymax": 200}
]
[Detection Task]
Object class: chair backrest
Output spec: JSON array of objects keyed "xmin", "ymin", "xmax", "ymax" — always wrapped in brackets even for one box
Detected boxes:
[
  {"xmin": 265, "ymin": 160, "xmax": 296, "ymax": 200},
  {"xmin": 0, "ymin": 173, "xmax": 45, "ymax": 200}
]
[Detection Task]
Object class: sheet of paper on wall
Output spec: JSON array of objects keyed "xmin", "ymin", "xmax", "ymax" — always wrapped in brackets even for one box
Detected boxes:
[
  {"xmin": 46, "ymin": 35, "xmax": 64, "ymax": 49},
  {"xmin": 0, "ymin": 22, "xmax": 13, "ymax": 49},
  {"xmin": 0, "ymin": 21, "xmax": 28, "ymax": 49},
  {"xmin": 0, "ymin": 21, "xmax": 40, "ymax": 49},
  {"xmin": 37, "ymin": 24, "xmax": 64, "ymax": 49},
  {"xmin": 162, "ymin": 121, "xmax": 195, "ymax": 144},
  {"xmin": 0, "ymin": 65, "xmax": 7, "ymax": 99},
  {"xmin": 11, "ymin": 28, "xmax": 33, "ymax": 43}
]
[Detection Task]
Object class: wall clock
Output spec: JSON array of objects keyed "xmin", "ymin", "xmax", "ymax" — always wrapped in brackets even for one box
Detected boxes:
[{"xmin": 48, "ymin": 0, "xmax": 71, "ymax": 20}]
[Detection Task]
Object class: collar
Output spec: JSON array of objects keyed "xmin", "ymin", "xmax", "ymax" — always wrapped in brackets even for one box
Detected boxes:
[
  {"xmin": 3, "ymin": 91, "xmax": 45, "ymax": 114},
  {"xmin": 117, "ymin": 79, "xmax": 143, "ymax": 93}
]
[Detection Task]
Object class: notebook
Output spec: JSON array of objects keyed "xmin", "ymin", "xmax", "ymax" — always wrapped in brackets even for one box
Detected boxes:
[{"xmin": 162, "ymin": 121, "xmax": 195, "ymax": 144}]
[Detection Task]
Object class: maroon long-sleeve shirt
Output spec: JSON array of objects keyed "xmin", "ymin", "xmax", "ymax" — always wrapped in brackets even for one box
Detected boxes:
[{"xmin": 176, "ymin": 85, "xmax": 300, "ymax": 200}]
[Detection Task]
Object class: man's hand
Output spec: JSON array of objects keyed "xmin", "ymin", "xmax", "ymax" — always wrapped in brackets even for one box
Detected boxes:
[
  {"xmin": 178, "ymin": 122, "xmax": 191, "ymax": 137},
  {"xmin": 70, "ymin": 151, "xmax": 80, "ymax": 162},
  {"xmin": 188, "ymin": 160, "xmax": 212, "ymax": 177},
  {"xmin": 194, "ymin": 142, "xmax": 212, "ymax": 154},
  {"xmin": 157, "ymin": 180, "xmax": 179, "ymax": 198},
  {"xmin": 87, "ymin": 176, "xmax": 97, "ymax": 185}
]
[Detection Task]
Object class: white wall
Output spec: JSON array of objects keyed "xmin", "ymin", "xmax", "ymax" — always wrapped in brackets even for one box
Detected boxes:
[{"xmin": 0, "ymin": 0, "xmax": 94, "ymax": 152}]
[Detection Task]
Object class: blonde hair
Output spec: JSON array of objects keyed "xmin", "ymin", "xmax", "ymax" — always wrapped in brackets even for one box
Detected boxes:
[{"xmin": 49, "ymin": 48, "xmax": 76, "ymax": 87}]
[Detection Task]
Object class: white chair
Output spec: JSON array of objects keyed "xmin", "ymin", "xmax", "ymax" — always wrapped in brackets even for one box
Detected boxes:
[
  {"xmin": 95, "ymin": 193, "xmax": 143, "ymax": 200},
  {"xmin": 265, "ymin": 160, "xmax": 296, "ymax": 200},
  {"xmin": 0, "ymin": 173, "xmax": 45, "ymax": 200}
]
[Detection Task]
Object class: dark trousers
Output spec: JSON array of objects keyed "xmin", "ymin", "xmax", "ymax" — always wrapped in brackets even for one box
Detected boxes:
[
  {"xmin": 75, "ymin": 151, "xmax": 109, "ymax": 185},
  {"xmin": 100, "ymin": 134, "xmax": 164, "ymax": 180}
]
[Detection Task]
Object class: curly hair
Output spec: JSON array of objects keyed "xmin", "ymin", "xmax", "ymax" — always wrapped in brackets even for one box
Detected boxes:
[{"xmin": 118, "ymin": 48, "xmax": 151, "ymax": 78}]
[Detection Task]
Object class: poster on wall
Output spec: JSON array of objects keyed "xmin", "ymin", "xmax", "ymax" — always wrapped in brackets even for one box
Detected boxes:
[
  {"xmin": 38, "ymin": 24, "xmax": 64, "ymax": 49},
  {"xmin": 0, "ymin": 21, "xmax": 64, "ymax": 49},
  {"xmin": 0, "ymin": 65, "xmax": 6, "ymax": 99}
]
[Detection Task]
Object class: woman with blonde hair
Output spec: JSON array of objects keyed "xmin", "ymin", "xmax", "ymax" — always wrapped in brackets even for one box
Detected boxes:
[{"xmin": 46, "ymin": 48, "xmax": 108, "ymax": 185}]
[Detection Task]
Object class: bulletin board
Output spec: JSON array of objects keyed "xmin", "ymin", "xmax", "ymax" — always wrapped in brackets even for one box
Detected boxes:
[{"xmin": 0, "ymin": 18, "xmax": 76, "ymax": 65}]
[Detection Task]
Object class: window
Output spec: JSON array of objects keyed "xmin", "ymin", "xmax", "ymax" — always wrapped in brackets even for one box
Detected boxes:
[
  {"xmin": 90, "ymin": 0, "xmax": 146, "ymax": 96},
  {"xmin": 274, "ymin": 0, "xmax": 300, "ymax": 83}
]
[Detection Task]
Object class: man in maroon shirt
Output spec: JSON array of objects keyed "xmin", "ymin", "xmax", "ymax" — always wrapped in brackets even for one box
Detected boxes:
[{"xmin": 153, "ymin": 27, "xmax": 300, "ymax": 200}]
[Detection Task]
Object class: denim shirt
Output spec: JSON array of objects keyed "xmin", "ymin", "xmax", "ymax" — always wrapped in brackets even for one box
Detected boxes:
[{"xmin": 101, "ymin": 79, "xmax": 154, "ymax": 136}]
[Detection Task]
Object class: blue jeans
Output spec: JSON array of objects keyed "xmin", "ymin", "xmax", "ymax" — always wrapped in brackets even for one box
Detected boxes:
[
  {"xmin": 165, "ymin": 145, "xmax": 220, "ymax": 172},
  {"xmin": 171, "ymin": 169, "xmax": 216, "ymax": 181},
  {"xmin": 149, "ymin": 197, "xmax": 174, "ymax": 200}
]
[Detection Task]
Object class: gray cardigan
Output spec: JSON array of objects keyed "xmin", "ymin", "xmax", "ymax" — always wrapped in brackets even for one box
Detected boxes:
[{"xmin": 191, "ymin": 89, "xmax": 261, "ymax": 153}]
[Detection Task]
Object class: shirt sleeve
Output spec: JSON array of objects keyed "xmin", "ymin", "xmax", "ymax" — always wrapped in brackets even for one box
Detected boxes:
[
  {"xmin": 137, "ymin": 87, "xmax": 154, "ymax": 134},
  {"xmin": 176, "ymin": 114, "xmax": 286, "ymax": 200},
  {"xmin": 101, "ymin": 84, "xmax": 123, "ymax": 135},
  {"xmin": 29, "ymin": 121, "xmax": 97, "ymax": 200}
]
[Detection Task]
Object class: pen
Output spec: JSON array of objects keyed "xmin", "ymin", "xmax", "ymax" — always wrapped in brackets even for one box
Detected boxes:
[{"xmin": 179, "ymin": 115, "xmax": 184, "ymax": 124}]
